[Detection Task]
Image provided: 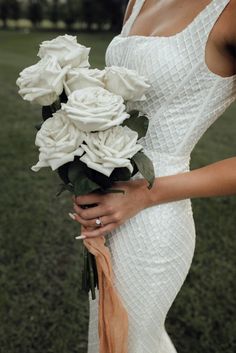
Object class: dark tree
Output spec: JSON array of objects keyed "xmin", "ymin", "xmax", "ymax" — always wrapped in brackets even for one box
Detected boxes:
[
  {"xmin": 0, "ymin": 0, "xmax": 9, "ymax": 29},
  {"xmin": 28, "ymin": 0, "xmax": 43, "ymax": 28},
  {"xmin": 10, "ymin": 0, "xmax": 21, "ymax": 29},
  {"xmin": 81, "ymin": 0, "xmax": 93, "ymax": 31},
  {"xmin": 110, "ymin": 0, "xmax": 128, "ymax": 31},
  {"xmin": 49, "ymin": 0, "xmax": 59, "ymax": 27},
  {"xmin": 81, "ymin": 0, "xmax": 111, "ymax": 32},
  {"xmin": 61, "ymin": 0, "xmax": 79, "ymax": 30},
  {"xmin": 81, "ymin": 0, "xmax": 128, "ymax": 32}
]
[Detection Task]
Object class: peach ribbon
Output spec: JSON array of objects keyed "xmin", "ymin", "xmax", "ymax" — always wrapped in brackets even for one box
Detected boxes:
[{"xmin": 84, "ymin": 236, "xmax": 129, "ymax": 353}]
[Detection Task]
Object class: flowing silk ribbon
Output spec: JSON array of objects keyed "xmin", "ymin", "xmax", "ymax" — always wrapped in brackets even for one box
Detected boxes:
[{"xmin": 84, "ymin": 236, "xmax": 129, "ymax": 353}]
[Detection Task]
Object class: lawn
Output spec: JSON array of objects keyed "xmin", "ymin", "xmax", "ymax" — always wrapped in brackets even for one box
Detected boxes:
[{"xmin": 0, "ymin": 31, "xmax": 235, "ymax": 353}]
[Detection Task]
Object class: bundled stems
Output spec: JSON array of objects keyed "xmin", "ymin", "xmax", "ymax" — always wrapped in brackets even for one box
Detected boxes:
[
  {"xmin": 88, "ymin": 251, "xmax": 96, "ymax": 299},
  {"xmin": 81, "ymin": 247, "xmax": 98, "ymax": 299}
]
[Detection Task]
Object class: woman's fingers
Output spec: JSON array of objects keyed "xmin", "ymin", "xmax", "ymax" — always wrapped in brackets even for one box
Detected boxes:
[
  {"xmin": 69, "ymin": 213, "xmax": 118, "ymax": 239},
  {"xmin": 72, "ymin": 212, "xmax": 115, "ymax": 228},
  {"xmin": 81, "ymin": 224, "xmax": 94, "ymax": 232},
  {"xmin": 82, "ymin": 222, "xmax": 116, "ymax": 238},
  {"xmin": 73, "ymin": 202, "xmax": 113, "ymax": 220}
]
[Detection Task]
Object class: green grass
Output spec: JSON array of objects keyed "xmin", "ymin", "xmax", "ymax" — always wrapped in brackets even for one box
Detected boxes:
[{"xmin": 0, "ymin": 31, "xmax": 235, "ymax": 353}]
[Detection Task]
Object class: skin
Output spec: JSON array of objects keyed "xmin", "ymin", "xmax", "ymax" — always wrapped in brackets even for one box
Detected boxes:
[{"xmin": 72, "ymin": 0, "xmax": 236, "ymax": 238}]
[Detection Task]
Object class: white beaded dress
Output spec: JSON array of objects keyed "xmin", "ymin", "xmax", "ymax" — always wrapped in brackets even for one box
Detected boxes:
[{"xmin": 87, "ymin": 1, "xmax": 236, "ymax": 352}]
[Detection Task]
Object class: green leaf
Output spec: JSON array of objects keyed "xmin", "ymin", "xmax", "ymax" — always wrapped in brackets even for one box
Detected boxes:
[
  {"xmin": 131, "ymin": 158, "xmax": 139, "ymax": 177},
  {"xmin": 127, "ymin": 110, "xmax": 139, "ymax": 118},
  {"xmin": 58, "ymin": 163, "xmax": 70, "ymax": 184},
  {"xmin": 56, "ymin": 184, "xmax": 65, "ymax": 197},
  {"xmin": 74, "ymin": 177, "xmax": 100, "ymax": 196},
  {"xmin": 42, "ymin": 99, "xmax": 61, "ymax": 121},
  {"xmin": 122, "ymin": 112, "xmax": 149, "ymax": 139},
  {"xmin": 110, "ymin": 167, "xmax": 131, "ymax": 182},
  {"xmin": 132, "ymin": 151, "xmax": 155, "ymax": 189},
  {"xmin": 137, "ymin": 115, "xmax": 149, "ymax": 137},
  {"xmin": 68, "ymin": 159, "xmax": 113, "ymax": 192},
  {"xmin": 42, "ymin": 105, "xmax": 53, "ymax": 120},
  {"xmin": 51, "ymin": 99, "xmax": 61, "ymax": 112},
  {"xmin": 68, "ymin": 159, "xmax": 100, "ymax": 196},
  {"xmin": 60, "ymin": 89, "xmax": 68, "ymax": 104},
  {"xmin": 68, "ymin": 159, "xmax": 87, "ymax": 184},
  {"xmin": 56, "ymin": 183, "xmax": 74, "ymax": 196},
  {"xmin": 86, "ymin": 166, "xmax": 112, "ymax": 189}
]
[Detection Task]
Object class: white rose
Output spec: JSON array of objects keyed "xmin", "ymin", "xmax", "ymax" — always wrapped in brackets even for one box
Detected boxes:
[
  {"xmin": 80, "ymin": 126, "xmax": 143, "ymax": 177},
  {"xmin": 104, "ymin": 65, "xmax": 150, "ymax": 101},
  {"xmin": 38, "ymin": 34, "xmax": 90, "ymax": 68},
  {"xmin": 64, "ymin": 68, "xmax": 105, "ymax": 96},
  {"xmin": 31, "ymin": 110, "xmax": 85, "ymax": 172},
  {"xmin": 16, "ymin": 56, "xmax": 69, "ymax": 106},
  {"xmin": 61, "ymin": 87, "xmax": 129, "ymax": 132}
]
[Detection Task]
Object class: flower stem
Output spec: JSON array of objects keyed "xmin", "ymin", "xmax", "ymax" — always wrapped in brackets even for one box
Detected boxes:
[{"xmin": 88, "ymin": 252, "xmax": 96, "ymax": 299}]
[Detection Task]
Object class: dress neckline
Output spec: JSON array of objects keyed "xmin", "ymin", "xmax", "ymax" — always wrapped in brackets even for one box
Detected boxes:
[
  {"xmin": 122, "ymin": 0, "xmax": 216, "ymax": 40},
  {"xmin": 111, "ymin": 0, "xmax": 236, "ymax": 81}
]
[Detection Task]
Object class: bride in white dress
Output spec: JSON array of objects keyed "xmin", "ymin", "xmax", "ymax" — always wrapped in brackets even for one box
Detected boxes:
[{"xmin": 72, "ymin": 1, "xmax": 236, "ymax": 352}]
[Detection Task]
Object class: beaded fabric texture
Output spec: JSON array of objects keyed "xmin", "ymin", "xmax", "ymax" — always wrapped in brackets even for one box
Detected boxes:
[{"xmin": 87, "ymin": 1, "xmax": 236, "ymax": 352}]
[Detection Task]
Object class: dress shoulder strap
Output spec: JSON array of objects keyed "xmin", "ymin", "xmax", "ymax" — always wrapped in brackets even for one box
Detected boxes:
[
  {"xmin": 193, "ymin": 0, "xmax": 231, "ymax": 45},
  {"xmin": 120, "ymin": 0, "xmax": 145, "ymax": 37}
]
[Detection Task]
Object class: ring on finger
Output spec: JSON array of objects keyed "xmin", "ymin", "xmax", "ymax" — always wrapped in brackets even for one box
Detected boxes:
[{"xmin": 95, "ymin": 217, "xmax": 103, "ymax": 227}]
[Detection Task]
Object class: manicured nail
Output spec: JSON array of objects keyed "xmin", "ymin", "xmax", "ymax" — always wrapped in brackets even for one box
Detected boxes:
[
  {"xmin": 75, "ymin": 235, "xmax": 86, "ymax": 240},
  {"xmin": 69, "ymin": 212, "xmax": 76, "ymax": 220}
]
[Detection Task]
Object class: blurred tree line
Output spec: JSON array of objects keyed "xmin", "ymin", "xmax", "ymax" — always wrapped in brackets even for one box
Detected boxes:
[{"xmin": 0, "ymin": 0, "xmax": 128, "ymax": 31}]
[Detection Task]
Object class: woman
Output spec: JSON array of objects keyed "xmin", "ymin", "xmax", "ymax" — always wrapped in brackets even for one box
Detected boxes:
[{"xmin": 72, "ymin": 0, "xmax": 236, "ymax": 352}]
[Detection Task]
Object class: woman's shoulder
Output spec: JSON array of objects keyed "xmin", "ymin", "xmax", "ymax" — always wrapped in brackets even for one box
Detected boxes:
[
  {"xmin": 221, "ymin": 0, "xmax": 236, "ymax": 44},
  {"xmin": 211, "ymin": 0, "xmax": 236, "ymax": 51}
]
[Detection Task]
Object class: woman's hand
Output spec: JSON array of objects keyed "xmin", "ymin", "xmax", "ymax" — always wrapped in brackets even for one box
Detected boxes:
[
  {"xmin": 70, "ymin": 156, "xmax": 236, "ymax": 238},
  {"xmin": 71, "ymin": 179, "xmax": 150, "ymax": 238}
]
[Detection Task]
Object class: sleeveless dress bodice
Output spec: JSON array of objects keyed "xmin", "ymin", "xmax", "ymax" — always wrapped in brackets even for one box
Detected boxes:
[
  {"xmin": 105, "ymin": 0, "xmax": 236, "ymax": 176},
  {"xmin": 87, "ymin": 2, "xmax": 236, "ymax": 353}
]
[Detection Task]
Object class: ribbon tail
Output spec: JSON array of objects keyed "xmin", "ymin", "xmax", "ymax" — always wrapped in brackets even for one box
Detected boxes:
[{"xmin": 84, "ymin": 236, "xmax": 129, "ymax": 353}]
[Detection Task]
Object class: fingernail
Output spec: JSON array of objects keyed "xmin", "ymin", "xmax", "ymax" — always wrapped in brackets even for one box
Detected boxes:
[
  {"xmin": 75, "ymin": 235, "xmax": 86, "ymax": 240},
  {"xmin": 69, "ymin": 212, "xmax": 76, "ymax": 220}
]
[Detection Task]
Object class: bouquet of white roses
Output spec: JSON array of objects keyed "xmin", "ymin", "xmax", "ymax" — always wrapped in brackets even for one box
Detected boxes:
[{"xmin": 16, "ymin": 34, "xmax": 155, "ymax": 300}]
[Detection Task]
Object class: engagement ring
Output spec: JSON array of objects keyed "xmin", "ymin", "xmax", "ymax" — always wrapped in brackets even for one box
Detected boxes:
[{"xmin": 95, "ymin": 217, "xmax": 103, "ymax": 226}]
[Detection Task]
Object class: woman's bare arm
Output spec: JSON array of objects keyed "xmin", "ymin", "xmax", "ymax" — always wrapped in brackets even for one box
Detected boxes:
[
  {"xmin": 143, "ymin": 157, "xmax": 236, "ymax": 207},
  {"xmin": 72, "ymin": 157, "xmax": 236, "ymax": 239}
]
